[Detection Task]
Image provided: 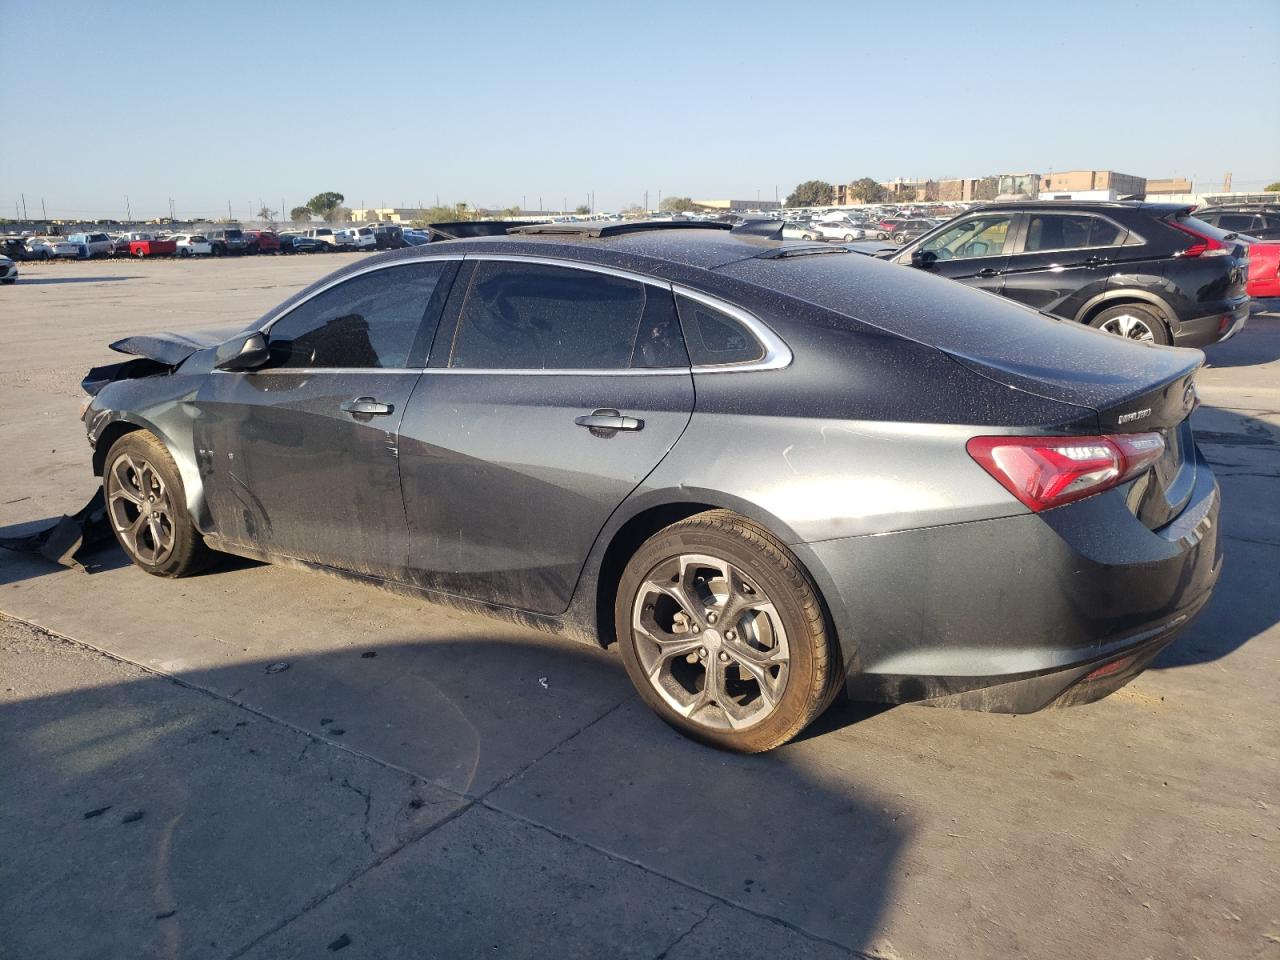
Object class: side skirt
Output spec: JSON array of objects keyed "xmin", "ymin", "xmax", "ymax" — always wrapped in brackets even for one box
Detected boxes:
[{"xmin": 202, "ymin": 535, "xmax": 599, "ymax": 647}]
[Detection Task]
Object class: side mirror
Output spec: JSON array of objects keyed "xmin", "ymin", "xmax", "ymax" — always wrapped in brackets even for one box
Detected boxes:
[
  {"xmin": 214, "ymin": 331, "xmax": 270, "ymax": 371},
  {"xmin": 910, "ymin": 249, "xmax": 937, "ymax": 268}
]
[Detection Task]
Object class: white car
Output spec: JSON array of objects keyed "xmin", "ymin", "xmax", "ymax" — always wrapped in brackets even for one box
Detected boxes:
[
  {"xmin": 782, "ymin": 220, "xmax": 819, "ymax": 240},
  {"xmin": 172, "ymin": 234, "xmax": 213, "ymax": 257},
  {"xmin": 67, "ymin": 232, "xmax": 114, "ymax": 258},
  {"xmin": 340, "ymin": 226, "xmax": 377, "ymax": 250},
  {"xmin": 26, "ymin": 236, "xmax": 82, "ymax": 259},
  {"xmin": 812, "ymin": 221, "xmax": 867, "ymax": 242},
  {"xmin": 0, "ymin": 256, "xmax": 17, "ymax": 285}
]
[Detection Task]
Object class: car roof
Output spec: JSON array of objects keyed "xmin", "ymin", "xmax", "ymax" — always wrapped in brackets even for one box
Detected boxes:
[
  {"xmin": 970, "ymin": 199, "xmax": 1190, "ymax": 215},
  {"xmin": 434, "ymin": 226, "xmax": 792, "ymax": 272}
]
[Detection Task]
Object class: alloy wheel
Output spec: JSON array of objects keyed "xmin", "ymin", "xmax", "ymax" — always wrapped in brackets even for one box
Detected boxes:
[
  {"xmin": 631, "ymin": 553, "xmax": 790, "ymax": 731},
  {"xmin": 1099, "ymin": 313, "xmax": 1156, "ymax": 343},
  {"xmin": 106, "ymin": 453, "xmax": 176, "ymax": 565}
]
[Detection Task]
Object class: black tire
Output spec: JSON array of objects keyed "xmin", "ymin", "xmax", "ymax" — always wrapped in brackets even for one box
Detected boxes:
[
  {"xmin": 615, "ymin": 510, "xmax": 842, "ymax": 753},
  {"xmin": 1088, "ymin": 302, "xmax": 1170, "ymax": 345},
  {"xmin": 1, "ymin": 278, "xmax": 15, "ymax": 285},
  {"xmin": 178, "ymin": 247, "xmax": 191, "ymax": 257},
  {"xmin": 103, "ymin": 431, "xmax": 212, "ymax": 578}
]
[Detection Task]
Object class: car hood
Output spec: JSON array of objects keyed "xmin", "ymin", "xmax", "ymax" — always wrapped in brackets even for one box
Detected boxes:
[{"xmin": 109, "ymin": 323, "xmax": 244, "ymax": 366}]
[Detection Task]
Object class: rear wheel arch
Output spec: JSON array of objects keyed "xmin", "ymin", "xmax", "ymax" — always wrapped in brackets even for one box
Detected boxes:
[
  {"xmin": 591, "ymin": 501, "xmax": 827, "ymax": 650},
  {"xmin": 1077, "ymin": 292, "xmax": 1174, "ymax": 334}
]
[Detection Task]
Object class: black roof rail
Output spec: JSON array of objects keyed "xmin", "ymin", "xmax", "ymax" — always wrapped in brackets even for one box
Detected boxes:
[{"xmin": 507, "ymin": 220, "xmax": 733, "ymax": 239}]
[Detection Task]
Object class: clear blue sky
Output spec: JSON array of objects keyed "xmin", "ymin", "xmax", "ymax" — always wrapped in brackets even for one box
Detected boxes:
[{"xmin": 3, "ymin": 0, "xmax": 1277, "ymax": 218}]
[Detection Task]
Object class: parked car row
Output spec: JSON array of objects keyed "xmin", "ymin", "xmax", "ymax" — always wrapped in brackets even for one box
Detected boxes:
[{"xmin": 0, "ymin": 223, "xmax": 411, "ymax": 260}]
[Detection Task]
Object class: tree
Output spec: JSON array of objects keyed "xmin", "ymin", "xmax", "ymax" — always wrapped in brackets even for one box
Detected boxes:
[
  {"xmin": 1266, "ymin": 182, "xmax": 1280, "ymax": 192},
  {"xmin": 289, "ymin": 206, "xmax": 312, "ymax": 223},
  {"xmin": 895, "ymin": 187, "xmax": 917, "ymax": 202},
  {"xmin": 305, "ymin": 191, "xmax": 346, "ymax": 223},
  {"xmin": 256, "ymin": 205, "xmax": 278, "ymax": 228},
  {"xmin": 574, "ymin": 204, "xmax": 591, "ymax": 215},
  {"xmin": 849, "ymin": 178, "xmax": 887, "ymax": 204},
  {"xmin": 785, "ymin": 180, "xmax": 834, "ymax": 207},
  {"xmin": 660, "ymin": 196, "xmax": 694, "ymax": 212}
]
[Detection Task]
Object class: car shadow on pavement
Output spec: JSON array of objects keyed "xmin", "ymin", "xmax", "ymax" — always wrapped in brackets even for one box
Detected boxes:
[
  {"xmin": 1151, "ymin": 402, "xmax": 1280, "ymax": 671},
  {"xmin": 0, "ymin": 626, "xmax": 906, "ymax": 959},
  {"xmin": 1200, "ymin": 307, "xmax": 1280, "ymax": 369},
  {"xmin": 13, "ymin": 275, "xmax": 140, "ymax": 285},
  {"xmin": 0, "ymin": 526, "xmax": 264, "ymax": 585}
]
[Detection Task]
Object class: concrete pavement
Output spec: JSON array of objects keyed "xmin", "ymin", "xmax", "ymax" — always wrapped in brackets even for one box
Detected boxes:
[{"xmin": 1, "ymin": 258, "xmax": 1277, "ymax": 959}]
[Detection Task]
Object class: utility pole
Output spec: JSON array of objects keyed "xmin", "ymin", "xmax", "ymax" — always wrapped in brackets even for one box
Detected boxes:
[
  {"xmin": 126, "ymin": 196, "xmax": 132, "ymax": 221},
  {"xmin": 227, "ymin": 200, "xmax": 233, "ymax": 221},
  {"xmin": 644, "ymin": 190, "xmax": 648, "ymax": 210},
  {"xmin": 658, "ymin": 189, "xmax": 662, "ymax": 209},
  {"xmin": 41, "ymin": 198, "xmax": 47, "ymax": 220},
  {"xmin": 20, "ymin": 194, "xmax": 27, "ymax": 220},
  {"xmin": 1223, "ymin": 172, "xmax": 1232, "ymax": 192}
]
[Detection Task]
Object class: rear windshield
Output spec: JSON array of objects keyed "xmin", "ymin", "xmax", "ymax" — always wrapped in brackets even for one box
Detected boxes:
[
  {"xmin": 1175, "ymin": 212, "xmax": 1236, "ymax": 240},
  {"xmin": 225, "ymin": 229, "xmax": 243, "ymax": 239}
]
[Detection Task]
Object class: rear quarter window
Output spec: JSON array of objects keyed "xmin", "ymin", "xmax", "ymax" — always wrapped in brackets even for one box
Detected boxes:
[{"xmin": 675, "ymin": 296, "xmax": 765, "ymax": 366}]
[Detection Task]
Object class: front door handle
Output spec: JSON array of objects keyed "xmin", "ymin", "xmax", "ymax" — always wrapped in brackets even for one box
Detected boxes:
[
  {"xmin": 341, "ymin": 397, "xmax": 394, "ymax": 418},
  {"xmin": 1084, "ymin": 256, "xmax": 1113, "ymax": 266},
  {"xmin": 976, "ymin": 267, "xmax": 1003, "ymax": 278},
  {"xmin": 575, "ymin": 408, "xmax": 644, "ymax": 436}
]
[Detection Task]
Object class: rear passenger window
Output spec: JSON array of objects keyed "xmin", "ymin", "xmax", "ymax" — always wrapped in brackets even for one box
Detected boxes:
[
  {"xmin": 1024, "ymin": 214, "xmax": 1125, "ymax": 251},
  {"xmin": 676, "ymin": 296, "xmax": 766, "ymax": 366},
  {"xmin": 449, "ymin": 262, "xmax": 680, "ymax": 370},
  {"xmin": 266, "ymin": 261, "xmax": 451, "ymax": 369},
  {"xmin": 1218, "ymin": 213, "xmax": 1257, "ymax": 232}
]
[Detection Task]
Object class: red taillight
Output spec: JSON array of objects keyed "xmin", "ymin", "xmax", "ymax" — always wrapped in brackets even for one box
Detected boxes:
[
  {"xmin": 966, "ymin": 433, "xmax": 1165, "ymax": 512},
  {"xmin": 1167, "ymin": 220, "xmax": 1228, "ymax": 258}
]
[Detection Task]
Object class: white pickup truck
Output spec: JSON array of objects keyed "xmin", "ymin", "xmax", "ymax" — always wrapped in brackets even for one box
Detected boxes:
[{"xmin": 304, "ymin": 227, "xmax": 349, "ymax": 250}]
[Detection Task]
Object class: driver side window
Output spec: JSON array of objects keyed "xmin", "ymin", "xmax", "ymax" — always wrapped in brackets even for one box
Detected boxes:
[
  {"xmin": 266, "ymin": 262, "xmax": 452, "ymax": 369},
  {"xmin": 921, "ymin": 215, "xmax": 1012, "ymax": 260}
]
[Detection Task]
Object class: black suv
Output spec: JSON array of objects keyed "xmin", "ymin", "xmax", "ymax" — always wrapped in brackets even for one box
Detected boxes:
[
  {"xmin": 885, "ymin": 201, "xmax": 1250, "ymax": 346},
  {"xmin": 207, "ymin": 228, "xmax": 248, "ymax": 256},
  {"xmin": 1193, "ymin": 205, "xmax": 1280, "ymax": 241}
]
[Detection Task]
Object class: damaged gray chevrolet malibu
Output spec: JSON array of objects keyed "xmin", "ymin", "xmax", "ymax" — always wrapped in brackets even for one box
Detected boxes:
[{"xmin": 80, "ymin": 220, "xmax": 1222, "ymax": 752}]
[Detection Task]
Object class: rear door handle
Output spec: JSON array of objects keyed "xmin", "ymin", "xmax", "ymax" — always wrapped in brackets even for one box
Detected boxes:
[
  {"xmin": 976, "ymin": 267, "xmax": 1003, "ymax": 278},
  {"xmin": 341, "ymin": 397, "xmax": 394, "ymax": 417},
  {"xmin": 575, "ymin": 409, "xmax": 644, "ymax": 434},
  {"xmin": 1084, "ymin": 256, "xmax": 1113, "ymax": 266}
]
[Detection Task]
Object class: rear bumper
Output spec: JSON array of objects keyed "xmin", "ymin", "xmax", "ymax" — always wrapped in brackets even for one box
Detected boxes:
[
  {"xmin": 797, "ymin": 452, "xmax": 1222, "ymax": 713},
  {"xmin": 1174, "ymin": 298, "xmax": 1249, "ymax": 346}
]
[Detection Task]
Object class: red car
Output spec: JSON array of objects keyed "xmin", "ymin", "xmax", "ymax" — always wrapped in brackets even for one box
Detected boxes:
[
  {"xmin": 1246, "ymin": 241, "xmax": 1280, "ymax": 299},
  {"xmin": 245, "ymin": 230, "xmax": 281, "ymax": 254},
  {"xmin": 125, "ymin": 234, "xmax": 177, "ymax": 257}
]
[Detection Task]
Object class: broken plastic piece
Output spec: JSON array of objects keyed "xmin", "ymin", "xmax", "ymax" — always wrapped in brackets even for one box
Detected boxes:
[{"xmin": 0, "ymin": 489, "xmax": 111, "ymax": 569}]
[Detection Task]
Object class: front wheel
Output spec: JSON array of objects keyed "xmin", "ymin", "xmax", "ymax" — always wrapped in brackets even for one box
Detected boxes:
[
  {"xmin": 104, "ymin": 431, "xmax": 212, "ymax": 577},
  {"xmin": 616, "ymin": 510, "xmax": 842, "ymax": 753},
  {"xmin": 843, "ymin": 233, "xmax": 854, "ymax": 242},
  {"xmin": 1089, "ymin": 303, "xmax": 1170, "ymax": 345}
]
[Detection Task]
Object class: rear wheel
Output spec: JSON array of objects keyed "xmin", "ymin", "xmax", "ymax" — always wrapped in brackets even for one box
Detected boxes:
[
  {"xmin": 1089, "ymin": 303, "xmax": 1170, "ymax": 345},
  {"xmin": 104, "ymin": 431, "xmax": 212, "ymax": 578},
  {"xmin": 616, "ymin": 511, "xmax": 842, "ymax": 753}
]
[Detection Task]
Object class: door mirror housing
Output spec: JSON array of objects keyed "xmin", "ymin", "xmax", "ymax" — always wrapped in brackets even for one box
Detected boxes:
[
  {"xmin": 215, "ymin": 331, "xmax": 270, "ymax": 371},
  {"xmin": 910, "ymin": 249, "xmax": 937, "ymax": 268}
]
